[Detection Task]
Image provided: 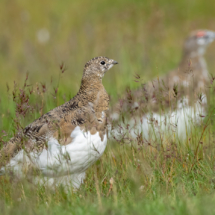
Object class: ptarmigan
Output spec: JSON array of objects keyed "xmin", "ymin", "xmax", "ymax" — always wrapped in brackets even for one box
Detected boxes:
[
  {"xmin": 110, "ymin": 30, "xmax": 215, "ymax": 144},
  {"xmin": 0, "ymin": 56, "xmax": 118, "ymax": 189}
]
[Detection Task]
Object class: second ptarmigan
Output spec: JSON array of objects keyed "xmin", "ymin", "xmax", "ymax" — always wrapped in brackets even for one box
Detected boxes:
[{"xmin": 110, "ymin": 30, "xmax": 215, "ymax": 143}]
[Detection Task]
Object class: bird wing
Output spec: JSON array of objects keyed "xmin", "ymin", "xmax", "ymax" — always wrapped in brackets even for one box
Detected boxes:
[{"xmin": 0, "ymin": 98, "xmax": 93, "ymax": 167}]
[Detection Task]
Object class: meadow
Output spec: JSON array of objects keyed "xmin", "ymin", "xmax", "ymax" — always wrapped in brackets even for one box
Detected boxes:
[{"xmin": 1, "ymin": 0, "xmax": 215, "ymax": 214}]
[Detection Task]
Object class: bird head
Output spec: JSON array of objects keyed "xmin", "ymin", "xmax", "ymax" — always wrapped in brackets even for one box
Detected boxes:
[
  {"xmin": 183, "ymin": 30, "xmax": 215, "ymax": 57},
  {"xmin": 83, "ymin": 56, "xmax": 118, "ymax": 79}
]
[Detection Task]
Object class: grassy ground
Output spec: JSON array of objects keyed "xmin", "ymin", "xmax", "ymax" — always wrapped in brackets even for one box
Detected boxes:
[{"xmin": 1, "ymin": 0, "xmax": 215, "ymax": 214}]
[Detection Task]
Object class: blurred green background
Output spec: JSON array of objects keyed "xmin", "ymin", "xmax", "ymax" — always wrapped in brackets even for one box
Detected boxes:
[
  {"xmin": 0, "ymin": 0, "xmax": 215, "ymax": 98},
  {"xmin": 1, "ymin": 1, "xmax": 215, "ymax": 214}
]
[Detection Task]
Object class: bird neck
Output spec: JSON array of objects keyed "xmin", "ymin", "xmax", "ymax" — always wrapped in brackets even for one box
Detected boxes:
[
  {"xmin": 79, "ymin": 75, "xmax": 103, "ymax": 93},
  {"xmin": 179, "ymin": 51, "xmax": 206, "ymax": 71},
  {"xmin": 178, "ymin": 51, "xmax": 209, "ymax": 84},
  {"xmin": 77, "ymin": 75, "xmax": 109, "ymax": 111},
  {"xmin": 182, "ymin": 46, "xmax": 206, "ymax": 59}
]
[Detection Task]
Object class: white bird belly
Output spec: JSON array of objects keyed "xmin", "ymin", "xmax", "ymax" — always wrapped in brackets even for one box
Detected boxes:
[
  {"xmin": 110, "ymin": 100, "xmax": 206, "ymax": 142},
  {"xmin": 2, "ymin": 126, "xmax": 107, "ymax": 178}
]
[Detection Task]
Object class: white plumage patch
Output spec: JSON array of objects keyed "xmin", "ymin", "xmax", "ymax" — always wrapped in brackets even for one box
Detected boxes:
[
  {"xmin": 110, "ymin": 100, "xmax": 206, "ymax": 143},
  {"xmin": 1, "ymin": 126, "xmax": 107, "ymax": 189}
]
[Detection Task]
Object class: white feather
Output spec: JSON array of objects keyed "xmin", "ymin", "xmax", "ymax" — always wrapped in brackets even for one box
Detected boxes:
[
  {"xmin": 1, "ymin": 126, "xmax": 107, "ymax": 189},
  {"xmin": 110, "ymin": 100, "xmax": 206, "ymax": 142}
]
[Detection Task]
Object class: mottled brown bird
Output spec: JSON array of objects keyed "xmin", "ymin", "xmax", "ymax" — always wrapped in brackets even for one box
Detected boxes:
[
  {"xmin": 0, "ymin": 56, "xmax": 118, "ymax": 188},
  {"xmin": 110, "ymin": 30, "xmax": 215, "ymax": 143}
]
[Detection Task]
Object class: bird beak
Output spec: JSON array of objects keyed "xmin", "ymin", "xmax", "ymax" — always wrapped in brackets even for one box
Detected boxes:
[{"xmin": 112, "ymin": 61, "xmax": 118, "ymax": 65}]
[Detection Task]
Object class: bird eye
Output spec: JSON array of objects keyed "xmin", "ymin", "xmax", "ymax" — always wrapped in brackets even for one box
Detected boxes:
[{"xmin": 100, "ymin": 61, "xmax": 105, "ymax": 65}]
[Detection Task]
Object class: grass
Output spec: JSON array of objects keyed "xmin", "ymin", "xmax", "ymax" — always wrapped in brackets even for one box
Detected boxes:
[
  {"xmin": 1, "ymin": 67, "xmax": 215, "ymax": 215},
  {"xmin": 0, "ymin": 0, "xmax": 215, "ymax": 97},
  {"xmin": 1, "ymin": 0, "xmax": 215, "ymax": 214},
  {"xmin": 1, "ymin": 119, "xmax": 215, "ymax": 215}
]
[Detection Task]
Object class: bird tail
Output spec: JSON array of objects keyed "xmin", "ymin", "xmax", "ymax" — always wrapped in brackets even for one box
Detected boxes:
[{"xmin": 0, "ymin": 135, "xmax": 23, "ymax": 169}]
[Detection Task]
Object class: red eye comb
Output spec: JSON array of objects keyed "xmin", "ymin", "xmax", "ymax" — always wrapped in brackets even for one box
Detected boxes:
[{"xmin": 196, "ymin": 31, "xmax": 206, "ymax": 38}]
